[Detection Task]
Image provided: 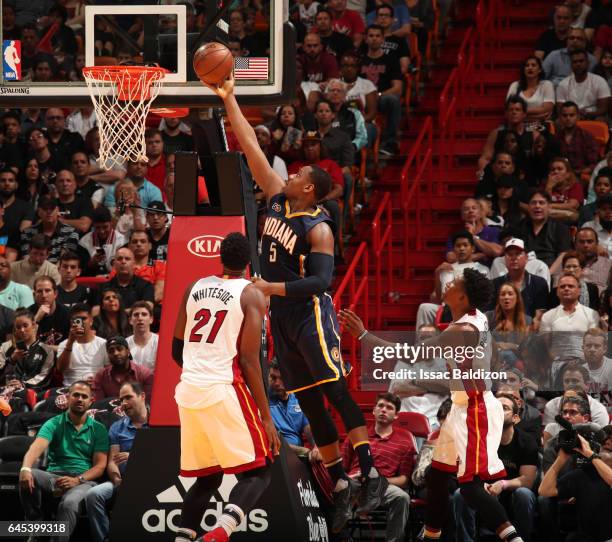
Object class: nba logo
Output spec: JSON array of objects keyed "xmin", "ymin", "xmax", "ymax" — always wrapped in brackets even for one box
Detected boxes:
[{"xmin": 3, "ymin": 40, "xmax": 21, "ymax": 81}]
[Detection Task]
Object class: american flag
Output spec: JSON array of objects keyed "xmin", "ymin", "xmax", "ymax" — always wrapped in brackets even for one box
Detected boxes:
[{"xmin": 234, "ymin": 57, "xmax": 269, "ymax": 80}]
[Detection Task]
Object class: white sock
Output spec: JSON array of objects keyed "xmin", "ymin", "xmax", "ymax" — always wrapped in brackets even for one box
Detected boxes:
[{"xmin": 216, "ymin": 504, "xmax": 245, "ymax": 536}]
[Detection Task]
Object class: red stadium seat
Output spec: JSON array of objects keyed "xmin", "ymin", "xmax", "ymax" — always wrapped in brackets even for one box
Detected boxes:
[{"xmin": 397, "ymin": 411, "xmax": 431, "ymax": 440}]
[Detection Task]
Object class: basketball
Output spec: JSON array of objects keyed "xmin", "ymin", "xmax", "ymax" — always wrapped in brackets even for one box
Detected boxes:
[{"xmin": 193, "ymin": 42, "xmax": 234, "ymax": 85}]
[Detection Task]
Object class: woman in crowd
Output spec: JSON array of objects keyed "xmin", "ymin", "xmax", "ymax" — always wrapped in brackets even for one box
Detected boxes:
[
  {"xmin": 495, "ymin": 130, "xmax": 529, "ymax": 179},
  {"xmin": 525, "ymin": 133, "xmax": 558, "ymax": 187},
  {"xmin": 1, "ymin": 309, "xmax": 55, "ymax": 398},
  {"xmin": 594, "ymin": 49, "xmax": 612, "ymax": 86},
  {"xmin": 487, "ymin": 283, "xmax": 532, "ymax": 369},
  {"xmin": 506, "ymin": 56, "xmax": 555, "ymax": 123},
  {"xmin": 17, "ymin": 158, "xmax": 45, "ymax": 203},
  {"xmin": 267, "ymin": 104, "xmax": 304, "ymax": 164},
  {"xmin": 491, "ymin": 176, "xmax": 524, "ymax": 228},
  {"xmin": 517, "ymin": 334, "xmax": 553, "ymax": 392},
  {"xmin": 599, "ymin": 284, "xmax": 612, "ymax": 332},
  {"xmin": 544, "ymin": 157, "xmax": 583, "ymax": 222},
  {"xmin": 93, "ymin": 288, "xmax": 131, "ymax": 339}
]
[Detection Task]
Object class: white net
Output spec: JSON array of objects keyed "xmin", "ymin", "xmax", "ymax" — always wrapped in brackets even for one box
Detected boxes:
[{"xmin": 83, "ymin": 66, "xmax": 166, "ymax": 170}]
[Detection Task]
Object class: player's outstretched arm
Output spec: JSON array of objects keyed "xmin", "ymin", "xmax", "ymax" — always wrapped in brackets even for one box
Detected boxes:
[
  {"xmin": 205, "ymin": 75, "xmax": 285, "ymax": 200},
  {"xmin": 239, "ymin": 285, "xmax": 280, "ymax": 457},
  {"xmin": 252, "ymin": 222, "xmax": 335, "ymax": 298}
]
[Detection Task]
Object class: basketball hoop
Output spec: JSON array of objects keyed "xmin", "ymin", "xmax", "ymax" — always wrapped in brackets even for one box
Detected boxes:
[{"xmin": 83, "ymin": 65, "xmax": 167, "ymax": 169}]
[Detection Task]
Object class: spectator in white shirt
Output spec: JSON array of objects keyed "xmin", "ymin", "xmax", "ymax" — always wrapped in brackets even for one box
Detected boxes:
[
  {"xmin": 126, "ymin": 301, "xmax": 158, "ymax": 371},
  {"xmin": 539, "ymin": 273, "xmax": 601, "ymax": 374},
  {"xmin": 582, "ymin": 328, "xmax": 612, "ymax": 394},
  {"xmin": 556, "ymin": 49, "xmax": 611, "ymax": 120},
  {"xmin": 66, "ymin": 107, "xmax": 97, "ymax": 140},
  {"xmin": 507, "ymin": 55, "xmax": 555, "ymax": 121},
  {"xmin": 79, "ymin": 206, "xmax": 127, "ymax": 276},
  {"xmin": 57, "ymin": 303, "xmax": 108, "ymax": 386},
  {"xmin": 432, "ymin": 230, "xmax": 490, "ymax": 303}
]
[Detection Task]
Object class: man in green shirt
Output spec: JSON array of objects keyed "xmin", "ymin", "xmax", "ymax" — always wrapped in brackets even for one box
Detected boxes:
[{"xmin": 19, "ymin": 381, "xmax": 109, "ymax": 541}]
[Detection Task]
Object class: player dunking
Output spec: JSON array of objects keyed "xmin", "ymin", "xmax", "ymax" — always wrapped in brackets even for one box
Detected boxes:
[
  {"xmin": 340, "ymin": 269, "xmax": 524, "ymax": 542},
  {"xmin": 172, "ymin": 232, "xmax": 281, "ymax": 542},
  {"xmin": 205, "ymin": 75, "xmax": 387, "ymax": 532}
]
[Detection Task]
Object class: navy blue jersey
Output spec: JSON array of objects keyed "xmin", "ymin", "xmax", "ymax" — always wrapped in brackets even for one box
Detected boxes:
[{"xmin": 260, "ymin": 193, "xmax": 334, "ymax": 304}]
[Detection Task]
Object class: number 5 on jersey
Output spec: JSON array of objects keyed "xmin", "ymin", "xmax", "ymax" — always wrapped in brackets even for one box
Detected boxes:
[
  {"xmin": 269, "ymin": 242, "xmax": 277, "ymax": 263},
  {"xmin": 189, "ymin": 309, "xmax": 228, "ymax": 343}
]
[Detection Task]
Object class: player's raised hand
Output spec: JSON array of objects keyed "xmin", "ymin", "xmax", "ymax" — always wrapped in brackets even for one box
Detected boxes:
[
  {"xmin": 263, "ymin": 418, "xmax": 281, "ymax": 458},
  {"xmin": 201, "ymin": 73, "xmax": 235, "ymax": 100},
  {"xmin": 338, "ymin": 309, "xmax": 365, "ymax": 338}
]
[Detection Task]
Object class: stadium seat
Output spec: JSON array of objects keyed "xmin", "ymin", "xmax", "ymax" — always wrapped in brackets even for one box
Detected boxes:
[
  {"xmin": 397, "ymin": 411, "xmax": 431, "ymax": 440},
  {"xmin": 577, "ymin": 120, "xmax": 610, "ymax": 157},
  {"xmin": 0, "ymin": 435, "xmax": 36, "ymax": 496}
]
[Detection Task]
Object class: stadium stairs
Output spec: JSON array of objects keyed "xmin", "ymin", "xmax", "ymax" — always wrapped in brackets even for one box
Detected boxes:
[{"xmin": 334, "ymin": 0, "xmax": 552, "ymax": 408}]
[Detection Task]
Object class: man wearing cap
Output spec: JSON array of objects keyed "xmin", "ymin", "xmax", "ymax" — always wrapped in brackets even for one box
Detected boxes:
[
  {"xmin": 79, "ymin": 206, "xmax": 127, "ymax": 276},
  {"xmin": 583, "ymin": 193, "xmax": 612, "ymax": 257},
  {"xmin": 146, "ymin": 201, "xmax": 170, "ymax": 262},
  {"xmin": 489, "ymin": 238, "xmax": 550, "ymax": 319},
  {"xmin": 92, "ymin": 336, "xmax": 153, "ymax": 401},
  {"xmin": 18, "ymin": 196, "xmax": 80, "ymax": 264}
]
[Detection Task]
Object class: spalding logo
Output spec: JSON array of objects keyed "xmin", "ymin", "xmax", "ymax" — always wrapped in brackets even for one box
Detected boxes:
[{"xmin": 187, "ymin": 235, "xmax": 223, "ymax": 258}]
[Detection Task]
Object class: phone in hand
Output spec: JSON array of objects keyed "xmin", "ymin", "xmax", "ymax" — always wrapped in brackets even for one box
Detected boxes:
[
  {"xmin": 72, "ymin": 317, "xmax": 85, "ymax": 330},
  {"xmin": 16, "ymin": 341, "xmax": 27, "ymax": 351}
]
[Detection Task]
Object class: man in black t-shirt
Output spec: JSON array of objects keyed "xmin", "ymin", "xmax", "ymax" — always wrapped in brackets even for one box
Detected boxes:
[
  {"xmin": 160, "ymin": 118, "xmax": 194, "ymax": 155},
  {"xmin": 29, "ymin": 275, "xmax": 71, "ymax": 350},
  {"xmin": 360, "ymin": 25, "xmax": 402, "ymax": 156},
  {"xmin": 315, "ymin": 8, "xmax": 354, "ymax": 58},
  {"xmin": 70, "ymin": 152, "xmax": 104, "ymax": 208},
  {"xmin": 453, "ymin": 395, "xmax": 539, "ymax": 542},
  {"xmin": 540, "ymin": 435, "xmax": 612, "ymax": 542},
  {"xmin": 57, "ymin": 251, "xmax": 91, "ymax": 310},
  {"xmin": 92, "ymin": 247, "xmax": 154, "ymax": 309},
  {"xmin": 374, "ymin": 4, "xmax": 410, "ymax": 74},
  {"xmin": 535, "ymin": 5, "xmax": 572, "ymax": 59},
  {"xmin": 0, "ymin": 168, "xmax": 35, "ymax": 239},
  {"xmin": 54, "ymin": 170, "xmax": 94, "ymax": 235},
  {"xmin": 146, "ymin": 201, "xmax": 170, "ymax": 262}
]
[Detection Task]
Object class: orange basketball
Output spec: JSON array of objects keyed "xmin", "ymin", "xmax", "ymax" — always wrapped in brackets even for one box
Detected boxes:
[{"xmin": 193, "ymin": 42, "xmax": 234, "ymax": 85}]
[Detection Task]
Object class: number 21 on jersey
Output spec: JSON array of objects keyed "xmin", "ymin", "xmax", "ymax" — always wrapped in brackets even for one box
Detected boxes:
[{"xmin": 189, "ymin": 309, "xmax": 228, "ymax": 343}]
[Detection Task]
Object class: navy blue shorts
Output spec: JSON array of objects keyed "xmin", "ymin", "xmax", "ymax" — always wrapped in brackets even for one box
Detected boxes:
[{"xmin": 270, "ymin": 293, "xmax": 351, "ymax": 393}]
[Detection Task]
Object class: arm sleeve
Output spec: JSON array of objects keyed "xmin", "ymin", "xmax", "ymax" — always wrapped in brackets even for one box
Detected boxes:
[
  {"xmin": 351, "ymin": 109, "xmax": 367, "ymax": 151},
  {"xmin": 541, "ymin": 80, "xmax": 555, "ymax": 103},
  {"xmin": 108, "ymin": 421, "xmax": 120, "ymax": 446},
  {"xmin": 556, "ymin": 81, "xmax": 568, "ymax": 102},
  {"xmin": 284, "ymin": 252, "xmax": 334, "ymax": 297},
  {"xmin": 340, "ymin": 134, "xmax": 354, "ymax": 167},
  {"xmin": 533, "ymin": 278, "xmax": 550, "ymax": 311},
  {"xmin": 556, "ymin": 469, "xmax": 580, "ymax": 500},
  {"xmin": 37, "ymin": 418, "xmax": 56, "ymax": 442}
]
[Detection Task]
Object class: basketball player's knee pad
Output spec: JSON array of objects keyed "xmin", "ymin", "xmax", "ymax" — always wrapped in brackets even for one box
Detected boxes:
[
  {"xmin": 295, "ymin": 387, "xmax": 338, "ymax": 446},
  {"xmin": 321, "ymin": 379, "xmax": 365, "ymax": 433},
  {"xmin": 459, "ymin": 479, "xmax": 509, "ymax": 530}
]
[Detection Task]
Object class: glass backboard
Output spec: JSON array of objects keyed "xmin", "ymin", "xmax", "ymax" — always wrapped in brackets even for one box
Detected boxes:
[{"xmin": 0, "ymin": 0, "xmax": 295, "ymax": 107}]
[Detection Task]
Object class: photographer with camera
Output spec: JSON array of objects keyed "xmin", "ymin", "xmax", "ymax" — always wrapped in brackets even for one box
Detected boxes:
[
  {"xmin": 539, "ymin": 395, "xmax": 608, "ymax": 542},
  {"xmin": 539, "ymin": 433, "xmax": 612, "ymax": 542}
]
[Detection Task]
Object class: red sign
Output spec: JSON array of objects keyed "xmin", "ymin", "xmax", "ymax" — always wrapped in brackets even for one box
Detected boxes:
[{"xmin": 149, "ymin": 215, "xmax": 246, "ymax": 426}]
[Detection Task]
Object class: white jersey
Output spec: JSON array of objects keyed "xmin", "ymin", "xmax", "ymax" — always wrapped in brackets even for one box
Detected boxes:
[
  {"xmin": 448, "ymin": 309, "xmax": 493, "ymax": 393},
  {"xmin": 180, "ymin": 276, "xmax": 250, "ymax": 389}
]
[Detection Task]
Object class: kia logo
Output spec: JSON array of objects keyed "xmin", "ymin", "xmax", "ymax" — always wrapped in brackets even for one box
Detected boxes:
[{"xmin": 187, "ymin": 235, "xmax": 223, "ymax": 258}]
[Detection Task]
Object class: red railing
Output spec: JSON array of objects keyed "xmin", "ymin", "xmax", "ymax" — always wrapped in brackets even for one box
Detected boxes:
[
  {"xmin": 333, "ymin": 242, "xmax": 369, "ymax": 390},
  {"xmin": 400, "ymin": 116, "xmax": 433, "ymax": 277},
  {"xmin": 371, "ymin": 192, "xmax": 393, "ymax": 328}
]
